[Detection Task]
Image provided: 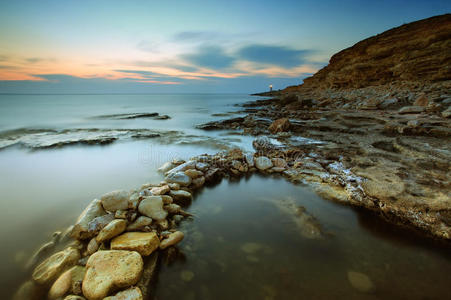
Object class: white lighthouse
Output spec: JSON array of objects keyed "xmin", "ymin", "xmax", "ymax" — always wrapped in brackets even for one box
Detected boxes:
[{"xmin": 269, "ymin": 84, "xmax": 273, "ymax": 92}]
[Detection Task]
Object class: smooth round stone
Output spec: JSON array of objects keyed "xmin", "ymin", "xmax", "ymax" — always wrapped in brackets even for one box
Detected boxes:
[
  {"xmin": 184, "ymin": 169, "xmax": 203, "ymax": 179},
  {"xmin": 165, "ymin": 172, "xmax": 192, "ymax": 186},
  {"xmin": 160, "ymin": 231, "xmax": 184, "ymax": 249},
  {"xmin": 101, "ymin": 190, "xmax": 130, "ymax": 212},
  {"xmin": 138, "ymin": 196, "xmax": 168, "ymax": 221},
  {"xmin": 255, "ymin": 156, "xmax": 273, "ymax": 170},
  {"xmin": 111, "ymin": 232, "xmax": 160, "ymax": 256},
  {"xmin": 32, "ymin": 247, "xmax": 80, "ymax": 285},
  {"xmin": 48, "ymin": 266, "xmax": 85, "ymax": 300},
  {"xmin": 127, "ymin": 216, "xmax": 153, "ymax": 231},
  {"xmin": 82, "ymin": 250, "xmax": 143, "ymax": 300},
  {"xmin": 347, "ymin": 271, "xmax": 375, "ymax": 293},
  {"xmin": 96, "ymin": 219, "xmax": 127, "ymax": 243}
]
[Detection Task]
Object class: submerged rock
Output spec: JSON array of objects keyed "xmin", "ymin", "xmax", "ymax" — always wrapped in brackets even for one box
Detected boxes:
[
  {"xmin": 111, "ymin": 232, "xmax": 160, "ymax": 256},
  {"xmin": 71, "ymin": 199, "xmax": 106, "ymax": 240},
  {"xmin": 347, "ymin": 271, "xmax": 375, "ymax": 293},
  {"xmin": 180, "ymin": 270, "xmax": 194, "ymax": 282},
  {"xmin": 12, "ymin": 280, "xmax": 45, "ymax": 300},
  {"xmin": 32, "ymin": 247, "xmax": 80, "ymax": 285},
  {"xmin": 138, "ymin": 196, "xmax": 168, "ymax": 221},
  {"xmin": 82, "ymin": 250, "xmax": 143, "ymax": 300}
]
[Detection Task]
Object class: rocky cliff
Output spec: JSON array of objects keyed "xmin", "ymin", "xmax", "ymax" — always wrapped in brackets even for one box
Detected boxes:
[
  {"xmin": 267, "ymin": 14, "xmax": 451, "ymax": 113},
  {"xmin": 303, "ymin": 14, "xmax": 451, "ymax": 89}
]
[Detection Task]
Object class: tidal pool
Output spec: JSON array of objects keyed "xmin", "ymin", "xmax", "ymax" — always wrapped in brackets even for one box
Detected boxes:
[{"xmin": 154, "ymin": 175, "xmax": 451, "ymax": 300}]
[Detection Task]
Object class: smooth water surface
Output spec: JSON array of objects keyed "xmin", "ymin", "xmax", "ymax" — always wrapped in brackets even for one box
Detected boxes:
[{"xmin": 155, "ymin": 176, "xmax": 451, "ymax": 300}]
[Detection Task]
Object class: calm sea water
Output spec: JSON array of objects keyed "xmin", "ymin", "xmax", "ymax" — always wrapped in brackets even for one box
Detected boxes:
[{"xmin": 0, "ymin": 94, "xmax": 449, "ymax": 299}]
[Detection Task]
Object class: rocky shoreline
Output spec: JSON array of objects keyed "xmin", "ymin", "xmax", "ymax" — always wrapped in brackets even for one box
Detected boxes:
[{"xmin": 13, "ymin": 117, "xmax": 450, "ymax": 298}]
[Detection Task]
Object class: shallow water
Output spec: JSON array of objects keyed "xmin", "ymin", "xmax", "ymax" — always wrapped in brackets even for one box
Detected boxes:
[{"xmin": 155, "ymin": 176, "xmax": 451, "ymax": 300}]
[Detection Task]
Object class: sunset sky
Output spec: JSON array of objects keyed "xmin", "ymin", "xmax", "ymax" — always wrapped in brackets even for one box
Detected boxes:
[{"xmin": 0, "ymin": 0, "xmax": 450, "ymax": 93}]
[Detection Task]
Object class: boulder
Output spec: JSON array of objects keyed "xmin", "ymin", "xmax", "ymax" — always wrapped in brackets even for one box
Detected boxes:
[
  {"xmin": 138, "ymin": 196, "xmax": 168, "ymax": 221},
  {"xmin": 32, "ymin": 247, "xmax": 80, "ymax": 285},
  {"xmin": 165, "ymin": 172, "xmax": 192, "ymax": 186},
  {"xmin": 71, "ymin": 199, "xmax": 106, "ymax": 240},
  {"xmin": 255, "ymin": 156, "xmax": 273, "ymax": 170},
  {"xmin": 104, "ymin": 287, "xmax": 143, "ymax": 300},
  {"xmin": 160, "ymin": 231, "xmax": 185, "ymax": 249},
  {"xmin": 96, "ymin": 219, "xmax": 127, "ymax": 243},
  {"xmin": 64, "ymin": 296, "xmax": 86, "ymax": 300},
  {"xmin": 268, "ymin": 118, "xmax": 291, "ymax": 133},
  {"xmin": 111, "ymin": 232, "xmax": 160, "ymax": 256},
  {"xmin": 82, "ymin": 250, "xmax": 143, "ymax": 300},
  {"xmin": 101, "ymin": 190, "xmax": 130, "ymax": 212}
]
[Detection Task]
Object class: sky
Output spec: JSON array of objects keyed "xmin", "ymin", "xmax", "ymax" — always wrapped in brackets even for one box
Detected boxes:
[{"xmin": 0, "ymin": 0, "xmax": 450, "ymax": 93}]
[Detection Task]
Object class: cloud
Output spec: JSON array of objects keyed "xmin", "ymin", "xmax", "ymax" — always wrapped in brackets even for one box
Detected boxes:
[
  {"xmin": 173, "ymin": 31, "xmax": 219, "ymax": 42},
  {"xmin": 237, "ymin": 45, "xmax": 313, "ymax": 68},
  {"xmin": 182, "ymin": 46, "xmax": 235, "ymax": 70}
]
